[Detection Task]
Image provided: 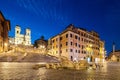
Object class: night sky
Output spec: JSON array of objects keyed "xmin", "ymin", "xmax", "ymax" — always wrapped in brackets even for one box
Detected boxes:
[{"xmin": 0, "ymin": 0, "xmax": 120, "ymax": 55}]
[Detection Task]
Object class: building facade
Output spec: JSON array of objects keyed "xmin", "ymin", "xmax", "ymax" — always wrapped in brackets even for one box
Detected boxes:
[
  {"xmin": 0, "ymin": 11, "xmax": 10, "ymax": 52},
  {"xmin": 49, "ymin": 24, "xmax": 105, "ymax": 62},
  {"xmin": 14, "ymin": 25, "xmax": 31, "ymax": 45},
  {"xmin": 108, "ymin": 43, "xmax": 120, "ymax": 62},
  {"xmin": 108, "ymin": 50, "xmax": 120, "ymax": 62},
  {"xmin": 34, "ymin": 36, "xmax": 47, "ymax": 54},
  {"xmin": 34, "ymin": 36, "xmax": 47, "ymax": 49}
]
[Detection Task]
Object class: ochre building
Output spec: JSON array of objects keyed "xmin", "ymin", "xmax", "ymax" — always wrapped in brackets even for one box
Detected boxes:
[
  {"xmin": 49, "ymin": 24, "xmax": 105, "ymax": 62},
  {"xmin": 0, "ymin": 11, "xmax": 10, "ymax": 52}
]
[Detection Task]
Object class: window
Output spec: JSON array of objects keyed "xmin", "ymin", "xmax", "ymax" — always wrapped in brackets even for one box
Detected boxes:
[
  {"xmin": 76, "ymin": 50, "xmax": 77, "ymax": 53},
  {"xmin": 70, "ymin": 49, "xmax": 73, "ymax": 52},
  {"xmin": 0, "ymin": 42, "xmax": 1, "ymax": 47},
  {"xmin": 84, "ymin": 51, "xmax": 86, "ymax": 54},
  {"xmin": 78, "ymin": 44, "xmax": 80, "ymax": 48},
  {"xmin": 71, "ymin": 56, "xmax": 73, "ymax": 61},
  {"xmin": 78, "ymin": 37, "xmax": 80, "ymax": 41},
  {"xmin": 81, "ymin": 33, "xmax": 83, "ymax": 36},
  {"xmin": 60, "ymin": 37, "xmax": 62, "ymax": 40},
  {"xmin": 27, "ymin": 33, "xmax": 29, "ymax": 35},
  {"xmin": 60, "ymin": 44, "xmax": 62, "ymax": 47},
  {"xmin": 75, "ymin": 43, "xmax": 77, "ymax": 47},
  {"xmin": 98, "ymin": 53, "xmax": 100, "ymax": 55},
  {"xmin": 70, "ymin": 34, "xmax": 72, "ymax": 38},
  {"xmin": 89, "ymin": 41, "xmax": 91, "ymax": 43},
  {"xmin": 75, "ymin": 35, "xmax": 77, "ymax": 39},
  {"xmin": 66, "ymin": 34, "xmax": 68, "ymax": 38},
  {"xmin": 53, "ymin": 46, "xmax": 54, "ymax": 49},
  {"xmin": 52, "ymin": 40, "xmax": 54, "ymax": 43},
  {"xmin": 56, "ymin": 38, "xmax": 58, "ymax": 41},
  {"xmin": 66, "ymin": 49, "xmax": 68, "ymax": 52},
  {"xmin": 71, "ymin": 42, "xmax": 73, "ymax": 45},
  {"xmin": 84, "ymin": 57, "xmax": 86, "ymax": 59},
  {"xmin": 86, "ymin": 34, "xmax": 88, "ymax": 38},
  {"xmin": 78, "ymin": 50, "xmax": 80, "ymax": 53},
  {"xmin": 82, "ymin": 45, "xmax": 84, "ymax": 49},
  {"xmin": 17, "ymin": 31, "xmax": 19, "ymax": 34},
  {"xmin": 56, "ymin": 45, "xmax": 58, "ymax": 48},
  {"xmin": 60, "ymin": 50, "xmax": 62, "ymax": 53},
  {"xmin": 86, "ymin": 40, "xmax": 88, "ymax": 43},
  {"xmin": 66, "ymin": 42, "xmax": 68, "ymax": 46},
  {"xmin": 82, "ymin": 38, "xmax": 83, "ymax": 41},
  {"xmin": 78, "ymin": 31, "xmax": 80, "ymax": 34},
  {"xmin": 56, "ymin": 51, "xmax": 58, "ymax": 54},
  {"xmin": 82, "ymin": 51, "xmax": 83, "ymax": 54},
  {"xmin": 84, "ymin": 34, "xmax": 86, "ymax": 37}
]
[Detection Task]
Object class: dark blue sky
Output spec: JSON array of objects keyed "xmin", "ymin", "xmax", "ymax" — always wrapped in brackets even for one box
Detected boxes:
[{"xmin": 0, "ymin": 0, "xmax": 120, "ymax": 55}]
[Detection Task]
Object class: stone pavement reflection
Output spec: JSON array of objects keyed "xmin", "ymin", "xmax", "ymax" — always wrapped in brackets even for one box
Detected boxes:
[
  {"xmin": 0, "ymin": 62, "xmax": 120, "ymax": 80},
  {"xmin": 38, "ymin": 62, "xmax": 120, "ymax": 80}
]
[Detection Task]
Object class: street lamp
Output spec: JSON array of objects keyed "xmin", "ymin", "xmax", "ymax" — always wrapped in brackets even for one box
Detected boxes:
[{"xmin": 4, "ymin": 43, "xmax": 7, "ymax": 47}]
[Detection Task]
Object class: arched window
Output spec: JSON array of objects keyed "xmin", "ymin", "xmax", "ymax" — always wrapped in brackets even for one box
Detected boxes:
[
  {"xmin": 71, "ymin": 56, "xmax": 73, "ymax": 61},
  {"xmin": 27, "ymin": 33, "xmax": 29, "ymax": 35},
  {"xmin": 17, "ymin": 31, "xmax": 19, "ymax": 34}
]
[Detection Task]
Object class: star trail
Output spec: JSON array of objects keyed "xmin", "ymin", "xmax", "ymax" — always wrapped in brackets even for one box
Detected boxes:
[{"xmin": 0, "ymin": 0, "xmax": 120, "ymax": 55}]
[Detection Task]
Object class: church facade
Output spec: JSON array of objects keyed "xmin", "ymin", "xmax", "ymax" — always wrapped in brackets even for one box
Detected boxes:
[{"xmin": 14, "ymin": 25, "xmax": 31, "ymax": 45}]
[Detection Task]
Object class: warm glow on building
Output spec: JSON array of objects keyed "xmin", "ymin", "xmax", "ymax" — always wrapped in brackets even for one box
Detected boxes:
[
  {"xmin": 14, "ymin": 25, "xmax": 31, "ymax": 45},
  {"xmin": 49, "ymin": 24, "xmax": 105, "ymax": 62},
  {"xmin": 0, "ymin": 11, "xmax": 10, "ymax": 52}
]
